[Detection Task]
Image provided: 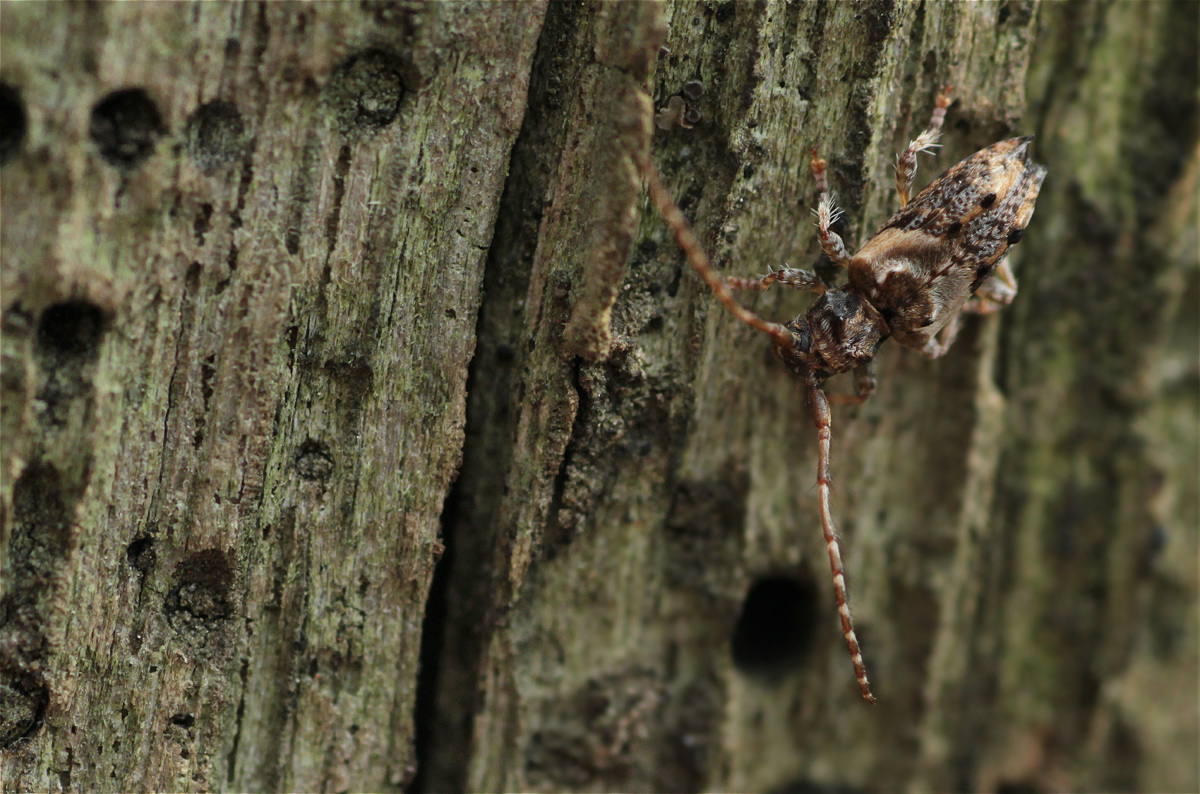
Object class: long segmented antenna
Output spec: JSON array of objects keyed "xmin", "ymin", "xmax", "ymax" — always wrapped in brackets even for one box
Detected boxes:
[
  {"xmin": 808, "ymin": 380, "xmax": 875, "ymax": 702},
  {"xmin": 638, "ymin": 156, "xmax": 797, "ymax": 352}
]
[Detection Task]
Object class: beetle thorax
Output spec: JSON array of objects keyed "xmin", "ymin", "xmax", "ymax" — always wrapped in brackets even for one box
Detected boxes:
[{"xmin": 777, "ymin": 289, "xmax": 888, "ymax": 378}]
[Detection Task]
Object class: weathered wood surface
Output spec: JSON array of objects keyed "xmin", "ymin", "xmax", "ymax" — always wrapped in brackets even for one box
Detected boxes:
[
  {"xmin": 1, "ymin": 2, "xmax": 545, "ymax": 789},
  {"xmin": 2, "ymin": 1, "xmax": 1195, "ymax": 792}
]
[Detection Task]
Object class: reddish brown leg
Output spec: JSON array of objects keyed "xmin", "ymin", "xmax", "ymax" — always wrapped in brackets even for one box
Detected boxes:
[
  {"xmin": 809, "ymin": 149, "xmax": 852, "ymax": 266},
  {"xmin": 896, "ymin": 88, "xmax": 952, "ymax": 207},
  {"xmin": 808, "ymin": 378, "xmax": 875, "ymax": 703},
  {"xmin": 726, "ymin": 264, "xmax": 826, "ymax": 294}
]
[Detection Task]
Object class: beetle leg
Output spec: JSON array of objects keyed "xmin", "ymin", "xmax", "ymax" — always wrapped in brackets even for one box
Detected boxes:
[
  {"xmin": 810, "ymin": 150, "xmax": 853, "ymax": 266},
  {"xmin": 896, "ymin": 88, "xmax": 952, "ymax": 207},
  {"xmin": 726, "ymin": 263, "xmax": 827, "ymax": 294}
]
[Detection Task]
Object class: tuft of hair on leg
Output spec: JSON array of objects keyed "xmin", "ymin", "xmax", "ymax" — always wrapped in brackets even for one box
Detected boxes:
[
  {"xmin": 810, "ymin": 150, "xmax": 852, "ymax": 265},
  {"xmin": 895, "ymin": 87, "xmax": 954, "ymax": 207}
]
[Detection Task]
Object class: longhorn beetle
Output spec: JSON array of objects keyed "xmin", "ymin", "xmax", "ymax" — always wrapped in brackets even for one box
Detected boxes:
[{"xmin": 639, "ymin": 89, "xmax": 1047, "ymax": 702}]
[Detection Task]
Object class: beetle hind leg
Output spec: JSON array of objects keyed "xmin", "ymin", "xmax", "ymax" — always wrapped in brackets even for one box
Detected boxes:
[{"xmin": 965, "ymin": 256, "xmax": 1019, "ymax": 314}]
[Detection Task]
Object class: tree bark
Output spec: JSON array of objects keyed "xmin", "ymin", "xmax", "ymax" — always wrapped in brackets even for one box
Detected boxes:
[
  {"xmin": 1, "ymin": 2, "xmax": 544, "ymax": 790},
  {"xmin": 2, "ymin": 1, "xmax": 1195, "ymax": 792}
]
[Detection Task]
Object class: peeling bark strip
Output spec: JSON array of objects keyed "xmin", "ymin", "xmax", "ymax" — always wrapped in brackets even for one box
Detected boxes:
[
  {"xmin": 2, "ymin": 1, "xmax": 1197, "ymax": 792},
  {"xmin": 561, "ymin": 4, "xmax": 665, "ymax": 362}
]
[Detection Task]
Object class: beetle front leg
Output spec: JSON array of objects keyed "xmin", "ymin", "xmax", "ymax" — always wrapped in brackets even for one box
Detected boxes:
[
  {"xmin": 810, "ymin": 149, "xmax": 852, "ymax": 266},
  {"xmin": 896, "ymin": 88, "xmax": 952, "ymax": 207},
  {"xmin": 726, "ymin": 264, "xmax": 827, "ymax": 294}
]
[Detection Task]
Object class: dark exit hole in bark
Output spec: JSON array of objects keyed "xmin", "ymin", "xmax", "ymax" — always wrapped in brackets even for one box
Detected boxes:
[
  {"xmin": 995, "ymin": 780, "xmax": 1045, "ymax": 794},
  {"xmin": 169, "ymin": 713, "xmax": 195, "ymax": 728},
  {"xmin": 126, "ymin": 535, "xmax": 156, "ymax": 572},
  {"xmin": 35, "ymin": 301, "xmax": 106, "ymax": 363},
  {"xmin": 0, "ymin": 82, "xmax": 27, "ymax": 165},
  {"xmin": 731, "ymin": 574, "xmax": 821, "ymax": 682},
  {"xmin": 89, "ymin": 87, "xmax": 165, "ymax": 169},
  {"xmin": 165, "ymin": 549, "xmax": 234, "ymax": 635}
]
